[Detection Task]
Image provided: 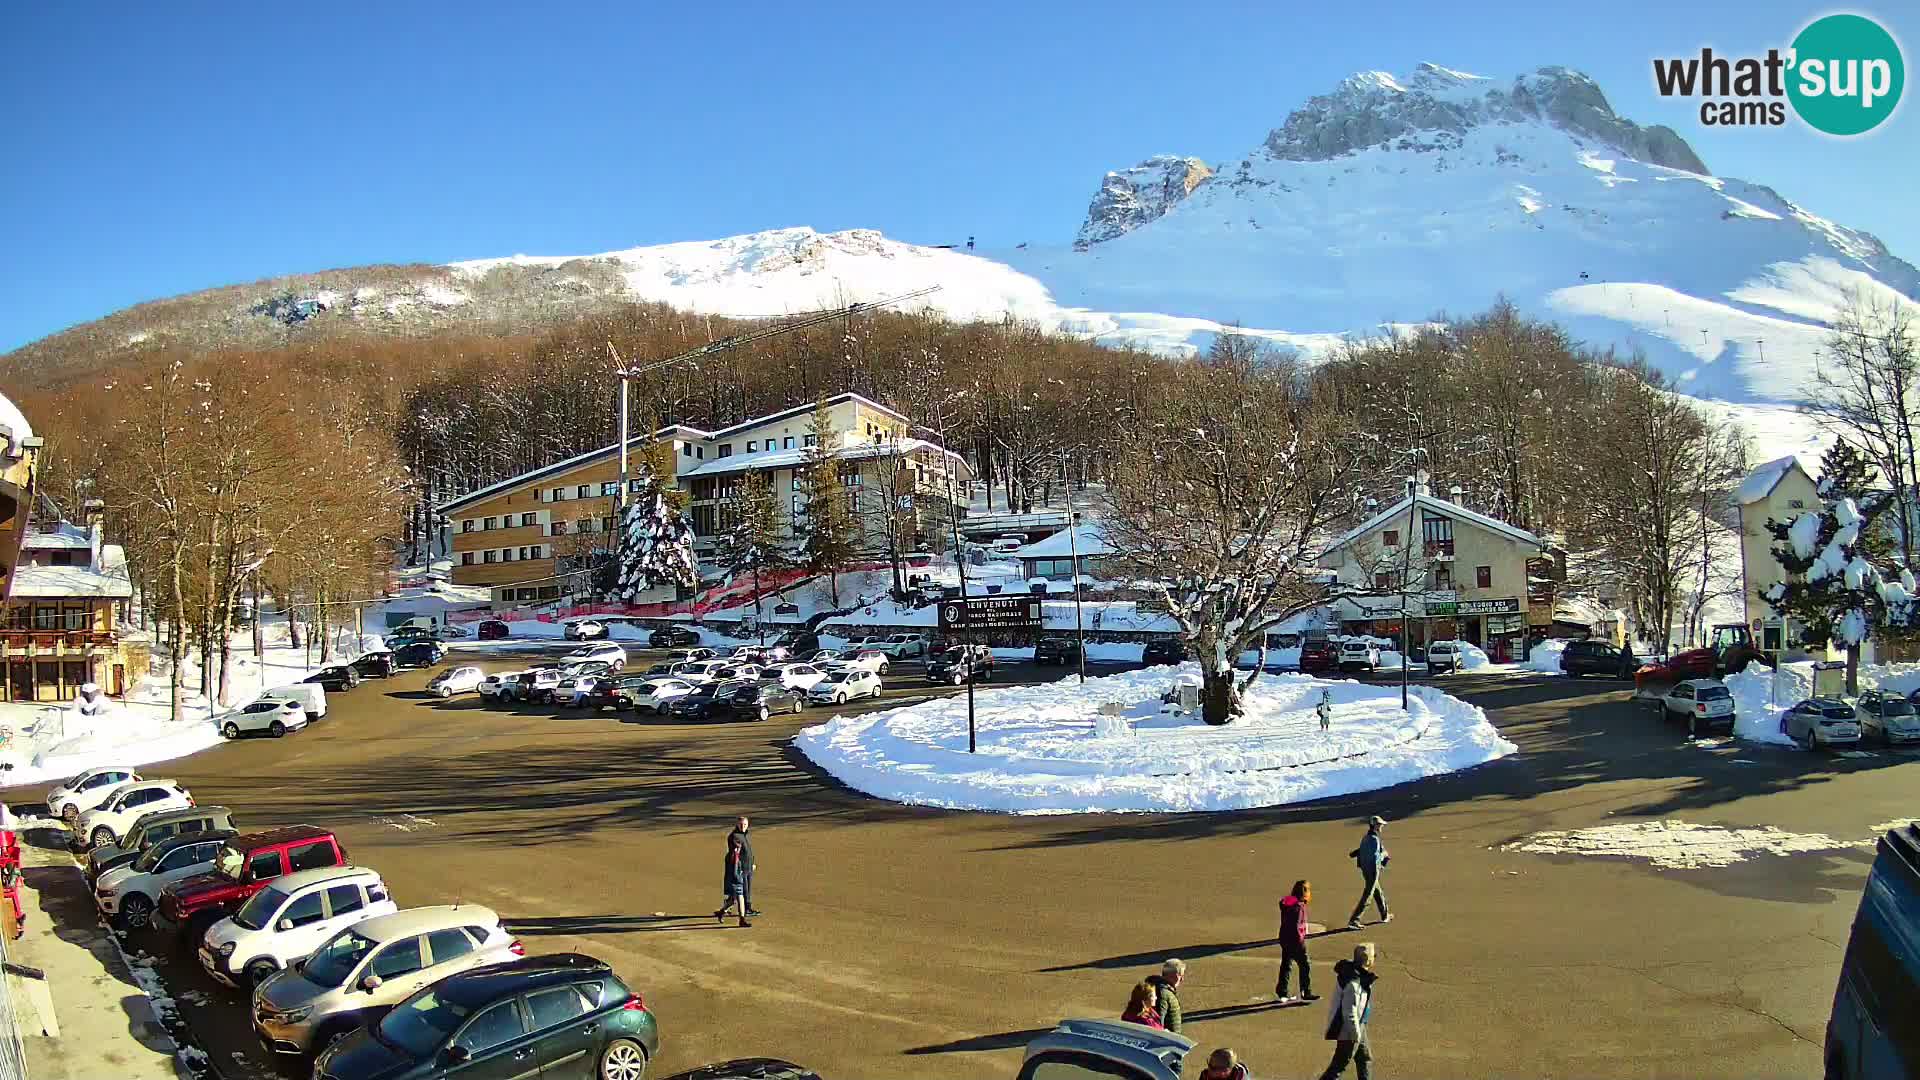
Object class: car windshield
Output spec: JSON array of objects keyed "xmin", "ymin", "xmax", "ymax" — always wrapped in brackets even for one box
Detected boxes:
[
  {"xmin": 1824, "ymin": 707, "xmax": 1857, "ymax": 719},
  {"xmin": 820, "ymin": 672, "xmax": 847, "ymax": 684},
  {"xmin": 303, "ymin": 929, "xmax": 378, "ymax": 989},
  {"xmin": 1696, "ymin": 686, "xmax": 1731, "ymax": 700},
  {"xmin": 375, "ymin": 988, "xmax": 468, "ymax": 1058},
  {"xmin": 233, "ymin": 885, "xmax": 289, "ymax": 931},
  {"xmin": 1882, "ymin": 700, "xmax": 1916, "ymax": 716}
]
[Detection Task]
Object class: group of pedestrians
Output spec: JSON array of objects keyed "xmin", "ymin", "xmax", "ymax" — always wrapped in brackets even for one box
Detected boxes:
[
  {"xmin": 1113, "ymin": 816, "xmax": 1395, "ymax": 1079},
  {"xmin": 716, "ymin": 815, "xmax": 761, "ymax": 927}
]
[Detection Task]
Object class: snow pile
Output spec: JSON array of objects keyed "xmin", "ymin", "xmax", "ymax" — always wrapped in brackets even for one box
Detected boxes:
[
  {"xmin": 1524, "ymin": 638, "xmax": 1567, "ymax": 674},
  {"xmin": 1724, "ymin": 660, "xmax": 1920, "ymax": 746},
  {"xmin": 1453, "ymin": 642, "xmax": 1491, "ymax": 670},
  {"xmin": 795, "ymin": 667, "xmax": 1516, "ymax": 813},
  {"xmin": 1504, "ymin": 819, "xmax": 1862, "ymax": 869}
]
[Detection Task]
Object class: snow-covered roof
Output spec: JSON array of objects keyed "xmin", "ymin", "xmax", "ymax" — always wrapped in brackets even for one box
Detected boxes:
[
  {"xmin": 21, "ymin": 523, "xmax": 92, "ymax": 550},
  {"xmin": 677, "ymin": 437, "xmax": 969, "ymax": 480},
  {"xmin": 1733, "ymin": 455, "xmax": 1815, "ymax": 504},
  {"xmin": 10, "ymin": 544, "xmax": 132, "ymax": 598},
  {"xmin": 1322, "ymin": 491, "xmax": 1544, "ymax": 554},
  {"xmin": 1013, "ymin": 521, "xmax": 1113, "ymax": 560},
  {"xmin": 436, "ymin": 429, "xmax": 693, "ymax": 515},
  {"xmin": 704, "ymin": 392, "xmax": 906, "ymax": 439}
]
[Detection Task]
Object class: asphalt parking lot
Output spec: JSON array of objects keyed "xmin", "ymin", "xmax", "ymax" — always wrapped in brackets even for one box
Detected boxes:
[{"xmin": 16, "ymin": 647, "xmax": 1918, "ymax": 1079}]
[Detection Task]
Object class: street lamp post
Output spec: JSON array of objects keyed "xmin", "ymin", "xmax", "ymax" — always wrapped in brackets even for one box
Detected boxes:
[
  {"xmin": 1068, "ymin": 509, "xmax": 1086, "ymax": 685},
  {"xmin": 934, "ymin": 399, "xmax": 977, "ymax": 752}
]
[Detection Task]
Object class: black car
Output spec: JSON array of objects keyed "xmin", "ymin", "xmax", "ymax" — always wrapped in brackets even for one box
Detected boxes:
[
  {"xmin": 1142, "ymin": 638, "xmax": 1189, "ymax": 666},
  {"xmin": 650, "ymin": 625, "xmax": 702, "ymax": 648},
  {"xmin": 392, "ymin": 641, "xmax": 446, "ymax": 669},
  {"xmin": 926, "ymin": 648, "xmax": 990, "ymax": 686},
  {"xmin": 664, "ymin": 683, "xmax": 730, "ymax": 720},
  {"xmin": 476, "ymin": 619, "xmax": 510, "ymax": 640},
  {"xmin": 303, "ymin": 664, "xmax": 361, "ymax": 692},
  {"xmin": 313, "ymin": 954, "xmax": 659, "ymax": 1080},
  {"xmin": 1560, "ymin": 639, "xmax": 1634, "ymax": 678},
  {"xmin": 350, "ymin": 651, "xmax": 397, "ymax": 678},
  {"xmin": 1035, "ymin": 637, "xmax": 1081, "ymax": 665},
  {"xmin": 772, "ymin": 630, "xmax": 819, "ymax": 656},
  {"xmin": 720, "ymin": 680, "xmax": 804, "ymax": 721},
  {"xmin": 659, "ymin": 1061, "xmax": 822, "ymax": 1080},
  {"xmin": 385, "ymin": 627, "xmax": 438, "ymax": 649}
]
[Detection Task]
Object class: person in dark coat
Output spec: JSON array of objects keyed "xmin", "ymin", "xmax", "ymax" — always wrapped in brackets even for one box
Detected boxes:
[
  {"xmin": 1317, "ymin": 944, "xmax": 1378, "ymax": 1080},
  {"xmin": 716, "ymin": 833, "xmax": 750, "ymax": 927},
  {"xmin": 1145, "ymin": 959, "xmax": 1184, "ymax": 1034},
  {"xmin": 729, "ymin": 816, "xmax": 760, "ymax": 916},
  {"xmin": 1276, "ymin": 879, "xmax": 1318, "ymax": 1001},
  {"xmin": 1346, "ymin": 816, "xmax": 1392, "ymax": 929}
]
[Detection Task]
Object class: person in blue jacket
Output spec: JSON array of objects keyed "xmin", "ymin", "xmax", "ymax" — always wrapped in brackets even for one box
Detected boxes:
[{"xmin": 1346, "ymin": 815, "xmax": 1393, "ymax": 929}]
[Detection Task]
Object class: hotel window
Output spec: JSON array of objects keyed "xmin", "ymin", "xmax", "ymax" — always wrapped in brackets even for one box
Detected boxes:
[
  {"xmin": 601, "ymin": 516, "xmax": 614, "ymax": 532},
  {"xmin": 695, "ymin": 446, "xmax": 704, "ymax": 459},
  {"xmin": 718, "ymin": 444, "xmax": 733, "ymax": 458},
  {"xmin": 629, "ymin": 478, "xmax": 645, "ymax": 493},
  {"xmin": 551, "ymin": 521, "xmax": 568, "ymax": 535},
  {"xmin": 520, "ymin": 513, "xmax": 536, "ymax": 527},
  {"xmin": 552, "ymin": 487, "xmax": 567, "ymax": 501},
  {"xmin": 483, "ymin": 517, "xmax": 497, "ymax": 530},
  {"xmin": 5, "ymin": 606, "xmax": 26, "ymax": 630},
  {"xmin": 1432, "ymin": 565, "xmax": 1453, "ymax": 590},
  {"xmin": 682, "ymin": 443, "xmax": 692, "ymax": 457},
  {"xmin": 462, "ymin": 520, "xmax": 475, "ymax": 533},
  {"xmin": 1476, "ymin": 565, "xmax": 1492, "ymax": 589},
  {"xmin": 517, "ymin": 588, "xmax": 538, "ymax": 601},
  {"xmin": 782, "ymin": 436, "xmax": 794, "ymax": 449},
  {"xmin": 530, "ymin": 545, "xmax": 543, "ymax": 559},
  {"xmin": 33, "ymin": 606, "xmax": 59, "ymax": 631},
  {"xmin": 538, "ymin": 585, "xmax": 560, "ymax": 600},
  {"xmin": 804, "ymin": 433, "xmax": 816, "ymax": 447},
  {"xmin": 576, "ymin": 518, "xmax": 593, "ymax": 533},
  {"xmin": 517, "ymin": 547, "xmax": 529, "ymax": 560},
  {"xmin": 532, "ymin": 488, "xmax": 543, "ymax": 501},
  {"xmin": 747, "ymin": 440, "xmax": 758, "ymax": 452},
  {"xmin": 1374, "ymin": 572, "xmax": 1392, "ymax": 591},
  {"xmin": 501, "ymin": 548, "xmax": 513, "ymax": 562},
  {"xmin": 601, "ymin": 481, "xmax": 619, "ymax": 496},
  {"xmin": 1382, "ymin": 530, "xmax": 1399, "ymax": 547},
  {"xmin": 483, "ymin": 551, "xmax": 497, "ymax": 564},
  {"xmin": 576, "ymin": 484, "xmax": 590, "ymax": 499},
  {"xmin": 461, "ymin": 552, "xmax": 475, "ymax": 565}
]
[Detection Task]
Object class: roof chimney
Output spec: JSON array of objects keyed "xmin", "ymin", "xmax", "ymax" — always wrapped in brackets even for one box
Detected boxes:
[{"xmin": 83, "ymin": 498, "xmax": 104, "ymax": 570}]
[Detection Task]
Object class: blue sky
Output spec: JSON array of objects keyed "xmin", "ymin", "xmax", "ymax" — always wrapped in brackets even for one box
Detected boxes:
[{"xmin": 2, "ymin": 0, "xmax": 1914, "ymax": 353}]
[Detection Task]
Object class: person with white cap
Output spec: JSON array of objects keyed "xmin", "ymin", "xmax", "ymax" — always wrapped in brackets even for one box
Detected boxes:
[
  {"xmin": 1317, "ymin": 943, "xmax": 1379, "ymax": 1080},
  {"xmin": 1346, "ymin": 815, "xmax": 1392, "ymax": 929}
]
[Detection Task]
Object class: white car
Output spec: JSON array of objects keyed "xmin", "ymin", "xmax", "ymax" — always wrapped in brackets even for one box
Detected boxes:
[
  {"xmin": 808, "ymin": 668, "xmax": 884, "ymax": 705},
  {"xmin": 427, "ymin": 666, "xmax": 486, "ymax": 698},
  {"xmin": 563, "ymin": 642, "xmax": 627, "ymax": 671},
  {"xmin": 764, "ymin": 663, "xmax": 829, "ymax": 692},
  {"xmin": 97, "ymin": 832, "xmax": 231, "ymax": 928},
  {"xmin": 200, "ymin": 866, "xmax": 397, "ymax": 988},
  {"xmin": 625, "ymin": 678, "xmax": 697, "ymax": 713},
  {"xmin": 1660, "ymin": 679, "xmax": 1737, "ymax": 736},
  {"xmin": 876, "ymin": 633, "xmax": 929, "ymax": 659},
  {"xmin": 672, "ymin": 659, "xmax": 732, "ymax": 685},
  {"xmin": 836, "ymin": 649, "xmax": 892, "ymax": 676},
  {"xmin": 477, "ymin": 670, "xmax": 524, "ymax": 701},
  {"xmin": 844, "ymin": 636, "xmax": 887, "ymax": 652},
  {"xmin": 1337, "ymin": 640, "xmax": 1380, "ymax": 672},
  {"xmin": 713, "ymin": 662, "xmax": 763, "ymax": 683},
  {"xmin": 46, "ymin": 766, "xmax": 141, "ymax": 825},
  {"xmin": 218, "ymin": 697, "xmax": 308, "ymax": 739},
  {"xmin": 77, "ymin": 780, "xmax": 194, "ymax": 849},
  {"xmin": 564, "ymin": 618, "xmax": 609, "ymax": 641},
  {"xmin": 252, "ymin": 905, "xmax": 523, "ymax": 1056}
]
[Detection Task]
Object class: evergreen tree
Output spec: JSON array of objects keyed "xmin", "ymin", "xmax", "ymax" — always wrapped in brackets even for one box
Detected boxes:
[
  {"xmin": 616, "ymin": 467, "xmax": 698, "ymax": 602},
  {"xmin": 796, "ymin": 403, "xmax": 859, "ymax": 605},
  {"xmin": 715, "ymin": 472, "xmax": 790, "ymax": 580},
  {"xmin": 1764, "ymin": 440, "xmax": 1916, "ymax": 693}
]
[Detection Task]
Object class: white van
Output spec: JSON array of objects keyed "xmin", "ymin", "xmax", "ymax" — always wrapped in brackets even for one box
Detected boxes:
[
  {"xmin": 393, "ymin": 615, "xmax": 440, "ymax": 632},
  {"xmin": 265, "ymin": 683, "xmax": 328, "ymax": 720},
  {"xmin": 991, "ymin": 537, "xmax": 1025, "ymax": 554}
]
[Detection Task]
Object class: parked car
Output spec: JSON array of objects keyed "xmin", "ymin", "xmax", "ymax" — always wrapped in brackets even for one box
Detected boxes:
[
  {"xmin": 719, "ymin": 680, "xmax": 805, "ymax": 721},
  {"xmin": 926, "ymin": 648, "xmax": 991, "ymax": 686},
  {"xmin": 762, "ymin": 663, "xmax": 829, "ymax": 692},
  {"xmin": 1423, "ymin": 640, "xmax": 1461, "ymax": 675},
  {"xmin": 78, "ymin": 780, "xmax": 195, "ymax": 849},
  {"xmin": 351, "ymin": 651, "xmax": 397, "ymax": 679},
  {"xmin": 1561, "ymin": 639, "xmax": 1634, "ymax": 678},
  {"xmin": 385, "ymin": 627, "xmax": 438, "ymax": 650},
  {"xmin": 808, "ymin": 649, "xmax": 845, "ymax": 666},
  {"xmin": 808, "ymin": 669, "xmax": 883, "ymax": 706},
  {"xmin": 664, "ymin": 683, "xmax": 732, "ymax": 721},
  {"xmin": 1337, "ymin": 639, "xmax": 1380, "ymax": 673},
  {"xmin": 267, "ymin": 683, "xmax": 329, "ymax": 720},
  {"xmin": 1825, "ymin": 822, "xmax": 1920, "ymax": 1080},
  {"xmin": 875, "ymin": 633, "xmax": 929, "ymax": 659},
  {"xmin": 46, "ymin": 766, "xmax": 141, "ymax": 826},
  {"xmin": 1659, "ymin": 679, "xmax": 1736, "ymax": 735},
  {"xmin": 836, "ymin": 650, "xmax": 892, "ymax": 676},
  {"xmin": 428, "ymin": 666, "xmax": 487, "ymax": 698},
  {"xmin": 1854, "ymin": 689, "xmax": 1920, "ymax": 745},
  {"xmin": 670, "ymin": 647, "xmax": 718, "ymax": 663},
  {"xmin": 97, "ymin": 830, "xmax": 237, "ymax": 929},
  {"xmin": 1020, "ymin": 1017, "xmax": 1191, "ymax": 1080},
  {"xmin": 88, "ymin": 805, "xmax": 235, "ymax": 883},
  {"xmin": 476, "ymin": 620, "xmax": 510, "ymax": 641},
  {"xmin": 201, "ymin": 866, "xmax": 396, "ymax": 989},
  {"xmin": 161, "ymin": 825, "xmax": 349, "ymax": 947},
  {"xmin": 624, "ymin": 678, "xmax": 698, "ymax": 713},
  {"xmin": 303, "ymin": 665, "xmax": 362, "ymax": 692},
  {"xmin": 565, "ymin": 618, "xmax": 609, "ymax": 641},
  {"xmin": 512, "ymin": 668, "xmax": 563, "ymax": 703},
  {"xmin": 218, "ymin": 698, "xmax": 308, "ymax": 740},
  {"xmin": 672, "ymin": 659, "xmax": 733, "ymax": 685},
  {"xmin": 432, "ymin": 623, "xmax": 470, "ymax": 640},
  {"xmin": 565, "ymin": 642, "xmax": 628, "ymax": 671},
  {"xmin": 252, "ymin": 904, "xmax": 524, "ymax": 1057},
  {"xmin": 477, "ymin": 670, "xmax": 525, "ymax": 702},
  {"xmin": 1035, "ymin": 637, "xmax": 1082, "ymax": 665},
  {"xmin": 1783, "ymin": 697, "xmax": 1863, "ymax": 750},
  {"xmin": 773, "ymin": 630, "xmax": 819, "ymax": 656},
  {"xmin": 650, "ymin": 625, "xmax": 702, "ymax": 648},
  {"xmin": 313, "ymin": 953, "xmax": 659, "ymax": 1080},
  {"xmin": 393, "ymin": 641, "xmax": 447, "ymax": 669},
  {"xmin": 1141, "ymin": 639, "xmax": 1188, "ymax": 666},
  {"xmin": 1299, "ymin": 632, "xmax": 1336, "ymax": 673},
  {"xmin": 711, "ymin": 662, "xmax": 763, "ymax": 683}
]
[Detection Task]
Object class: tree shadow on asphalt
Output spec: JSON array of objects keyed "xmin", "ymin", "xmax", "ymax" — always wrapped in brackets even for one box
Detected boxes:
[
  {"xmin": 504, "ymin": 914, "xmax": 736, "ymax": 935},
  {"xmin": 903, "ymin": 1026, "xmax": 1053, "ymax": 1055},
  {"xmin": 1039, "ymin": 939, "xmax": 1274, "ymax": 972}
]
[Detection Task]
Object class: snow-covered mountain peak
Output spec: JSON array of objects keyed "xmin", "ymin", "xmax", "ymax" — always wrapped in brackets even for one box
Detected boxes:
[
  {"xmin": 1263, "ymin": 64, "xmax": 1707, "ymax": 175},
  {"xmin": 1074, "ymin": 155, "xmax": 1215, "ymax": 250}
]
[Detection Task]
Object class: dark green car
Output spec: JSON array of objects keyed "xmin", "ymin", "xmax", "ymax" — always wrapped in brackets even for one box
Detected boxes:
[{"xmin": 314, "ymin": 953, "xmax": 658, "ymax": 1080}]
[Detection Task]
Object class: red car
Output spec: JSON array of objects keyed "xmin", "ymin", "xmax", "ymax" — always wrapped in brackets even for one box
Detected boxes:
[
  {"xmin": 1299, "ymin": 632, "xmax": 1337, "ymax": 673},
  {"xmin": 477, "ymin": 619, "xmax": 509, "ymax": 640},
  {"xmin": 159, "ymin": 825, "xmax": 347, "ymax": 946}
]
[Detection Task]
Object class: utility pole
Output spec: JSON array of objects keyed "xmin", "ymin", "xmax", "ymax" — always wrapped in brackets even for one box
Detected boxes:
[
  {"xmin": 936, "ymin": 397, "xmax": 977, "ymax": 752},
  {"xmin": 1062, "ymin": 451, "xmax": 1085, "ymax": 684},
  {"xmin": 1397, "ymin": 450, "xmax": 1429, "ymax": 713}
]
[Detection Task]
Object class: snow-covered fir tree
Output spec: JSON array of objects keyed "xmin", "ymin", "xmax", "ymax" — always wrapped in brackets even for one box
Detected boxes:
[
  {"xmin": 714, "ymin": 472, "xmax": 789, "ymax": 582},
  {"xmin": 616, "ymin": 469, "xmax": 697, "ymax": 601},
  {"xmin": 1764, "ymin": 440, "xmax": 1917, "ymax": 692}
]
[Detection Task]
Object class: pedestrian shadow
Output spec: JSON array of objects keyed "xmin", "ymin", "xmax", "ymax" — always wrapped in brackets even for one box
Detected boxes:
[
  {"xmin": 502, "ymin": 914, "xmax": 730, "ymax": 935},
  {"xmin": 1038, "ymin": 939, "xmax": 1272, "ymax": 973},
  {"xmin": 1186, "ymin": 1000, "xmax": 1306, "ymax": 1022},
  {"xmin": 903, "ymin": 1026, "xmax": 1052, "ymax": 1055}
]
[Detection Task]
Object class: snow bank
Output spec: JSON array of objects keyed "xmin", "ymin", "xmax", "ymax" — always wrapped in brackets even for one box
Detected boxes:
[
  {"xmin": 1453, "ymin": 642, "xmax": 1491, "ymax": 670},
  {"xmin": 1524, "ymin": 639, "xmax": 1567, "ymax": 674},
  {"xmin": 1726, "ymin": 660, "xmax": 1920, "ymax": 747},
  {"xmin": 1504, "ymin": 819, "xmax": 1868, "ymax": 869},
  {"xmin": 795, "ymin": 667, "xmax": 1516, "ymax": 813}
]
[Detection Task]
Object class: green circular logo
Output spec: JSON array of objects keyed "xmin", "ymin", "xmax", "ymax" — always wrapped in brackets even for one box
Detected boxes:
[{"xmin": 1788, "ymin": 14, "xmax": 1904, "ymax": 135}]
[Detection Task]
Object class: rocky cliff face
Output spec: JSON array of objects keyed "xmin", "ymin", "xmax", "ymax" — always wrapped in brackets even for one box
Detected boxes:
[
  {"xmin": 1074, "ymin": 155, "xmax": 1214, "ymax": 249},
  {"xmin": 1261, "ymin": 63, "xmax": 1707, "ymax": 174}
]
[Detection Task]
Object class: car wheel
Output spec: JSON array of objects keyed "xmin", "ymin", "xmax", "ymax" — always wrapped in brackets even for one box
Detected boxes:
[
  {"xmin": 90, "ymin": 826, "xmax": 114, "ymax": 848},
  {"xmin": 119, "ymin": 894, "xmax": 154, "ymax": 929},
  {"xmin": 758, "ymin": 705, "xmax": 770, "ymax": 722},
  {"xmin": 245, "ymin": 959, "xmax": 279, "ymax": 987},
  {"xmin": 1798, "ymin": 726, "xmax": 1816, "ymax": 751},
  {"xmin": 269, "ymin": 720, "xmax": 286, "ymax": 738},
  {"xmin": 599, "ymin": 1038, "xmax": 648, "ymax": 1080},
  {"xmin": 834, "ymin": 693, "xmax": 847, "ymax": 705},
  {"xmin": 223, "ymin": 721, "xmax": 242, "ymax": 739},
  {"xmin": 792, "ymin": 699, "xmax": 803, "ymax": 715}
]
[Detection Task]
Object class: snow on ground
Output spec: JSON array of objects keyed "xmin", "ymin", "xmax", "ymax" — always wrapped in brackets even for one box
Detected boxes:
[
  {"xmin": 1524, "ymin": 638, "xmax": 1567, "ymax": 674},
  {"xmin": 795, "ymin": 666, "xmax": 1515, "ymax": 813},
  {"xmin": 1503, "ymin": 819, "xmax": 1877, "ymax": 869},
  {"xmin": 1726, "ymin": 660, "xmax": 1920, "ymax": 747}
]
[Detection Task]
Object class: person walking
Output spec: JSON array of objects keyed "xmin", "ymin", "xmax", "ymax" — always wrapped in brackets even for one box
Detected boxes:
[
  {"xmin": 1198, "ymin": 1048, "xmax": 1250, "ymax": 1080},
  {"xmin": 1346, "ymin": 816, "xmax": 1392, "ymax": 929},
  {"xmin": 1318, "ymin": 689, "xmax": 1333, "ymax": 732},
  {"xmin": 1316, "ymin": 944, "xmax": 1378, "ymax": 1080},
  {"xmin": 1276, "ymin": 879, "xmax": 1318, "ymax": 1002},
  {"xmin": 716, "ymin": 832, "xmax": 751, "ymax": 928},
  {"xmin": 1120, "ymin": 980, "xmax": 1164, "ymax": 1029},
  {"xmin": 1145, "ymin": 959, "xmax": 1184, "ymax": 1034},
  {"xmin": 729, "ymin": 816, "xmax": 760, "ymax": 917}
]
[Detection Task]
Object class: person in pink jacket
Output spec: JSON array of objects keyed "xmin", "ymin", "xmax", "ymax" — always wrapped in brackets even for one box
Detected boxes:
[{"xmin": 1276, "ymin": 879, "xmax": 1318, "ymax": 1002}]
